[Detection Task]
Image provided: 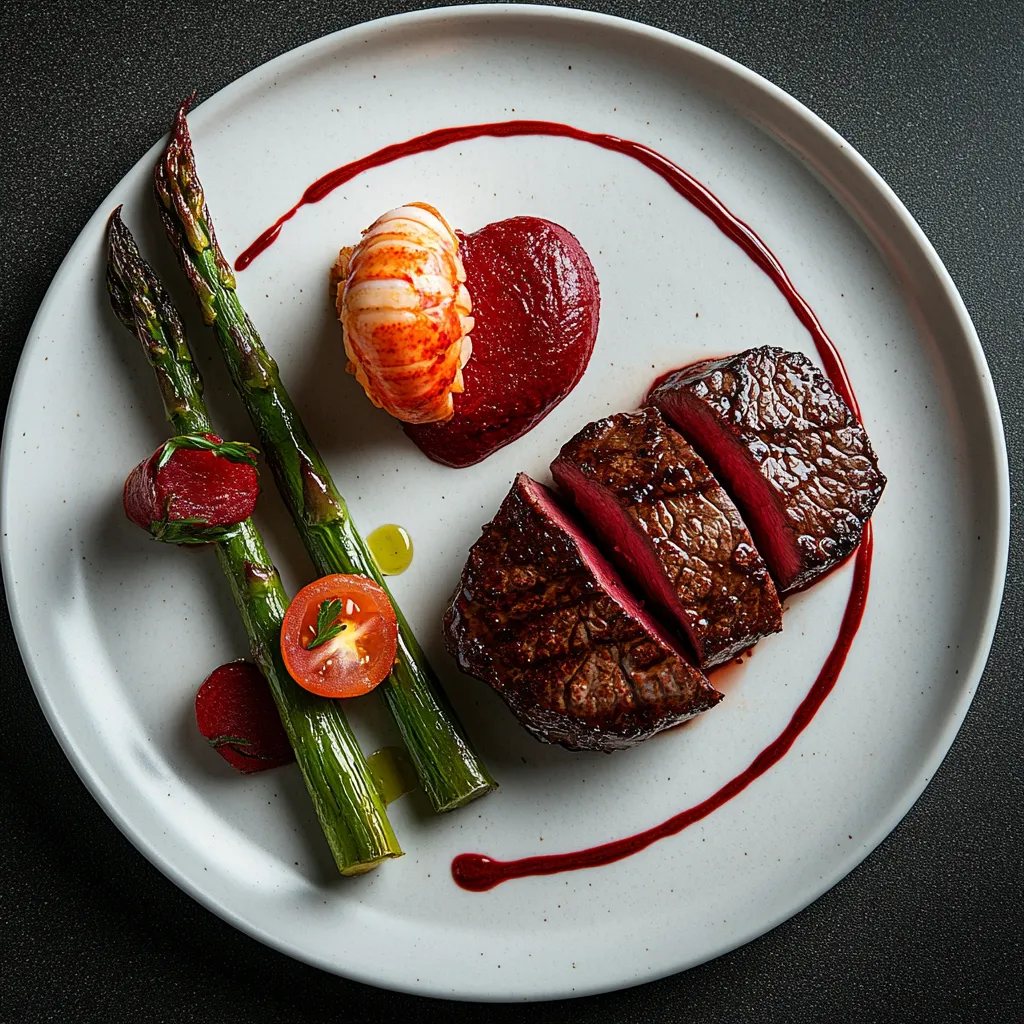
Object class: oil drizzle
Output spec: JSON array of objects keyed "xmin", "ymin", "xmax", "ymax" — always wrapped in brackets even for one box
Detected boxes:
[
  {"xmin": 367, "ymin": 523, "xmax": 414, "ymax": 576},
  {"xmin": 237, "ymin": 119, "xmax": 874, "ymax": 890},
  {"xmin": 366, "ymin": 746, "xmax": 417, "ymax": 805}
]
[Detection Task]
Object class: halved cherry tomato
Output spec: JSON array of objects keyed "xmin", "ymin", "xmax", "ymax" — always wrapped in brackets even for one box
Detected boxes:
[{"xmin": 281, "ymin": 574, "xmax": 398, "ymax": 698}]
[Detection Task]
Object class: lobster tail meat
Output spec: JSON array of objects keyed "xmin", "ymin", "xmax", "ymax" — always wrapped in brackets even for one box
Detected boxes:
[{"xmin": 333, "ymin": 202, "xmax": 473, "ymax": 425}]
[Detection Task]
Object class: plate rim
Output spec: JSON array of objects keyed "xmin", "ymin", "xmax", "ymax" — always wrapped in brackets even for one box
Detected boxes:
[{"xmin": 0, "ymin": 2, "xmax": 1010, "ymax": 1001}]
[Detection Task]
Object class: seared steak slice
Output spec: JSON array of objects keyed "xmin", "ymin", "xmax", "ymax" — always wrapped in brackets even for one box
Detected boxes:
[
  {"xmin": 649, "ymin": 346, "xmax": 885, "ymax": 593},
  {"xmin": 444, "ymin": 473, "xmax": 721, "ymax": 752},
  {"xmin": 551, "ymin": 408, "xmax": 782, "ymax": 668}
]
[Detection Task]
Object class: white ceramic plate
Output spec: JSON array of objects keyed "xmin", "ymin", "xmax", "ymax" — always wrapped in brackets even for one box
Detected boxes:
[{"xmin": 1, "ymin": 4, "xmax": 1008, "ymax": 1001}]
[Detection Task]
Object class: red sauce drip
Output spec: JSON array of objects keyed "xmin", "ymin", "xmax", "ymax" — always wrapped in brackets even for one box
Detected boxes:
[
  {"xmin": 236, "ymin": 119, "xmax": 872, "ymax": 889},
  {"xmin": 404, "ymin": 217, "xmax": 600, "ymax": 467}
]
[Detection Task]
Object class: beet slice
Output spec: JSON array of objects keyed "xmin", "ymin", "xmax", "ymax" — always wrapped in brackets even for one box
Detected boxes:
[
  {"xmin": 551, "ymin": 408, "xmax": 782, "ymax": 668},
  {"xmin": 195, "ymin": 661, "xmax": 294, "ymax": 773},
  {"xmin": 648, "ymin": 347, "xmax": 885, "ymax": 593},
  {"xmin": 405, "ymin": 217, "xmax": 600, "ymax": 468},
  {"xmin": 123, "ymin": 433, "xmax": 259, "ymax": 544},
  {"xmin": 444, "ymin": 473, "xmax": 721, "ymax": 752}
]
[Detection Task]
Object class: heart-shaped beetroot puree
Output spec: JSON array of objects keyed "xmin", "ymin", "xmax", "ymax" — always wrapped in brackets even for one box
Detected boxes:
[{"xmin": 404, "ymin": 217, "xmax": 600, "ymax": 468}]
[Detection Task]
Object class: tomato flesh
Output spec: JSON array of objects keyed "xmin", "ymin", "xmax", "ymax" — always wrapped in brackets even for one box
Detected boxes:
[{"xmin": 281, "ymin": 574, "xmax": 398, "ymax": 698}]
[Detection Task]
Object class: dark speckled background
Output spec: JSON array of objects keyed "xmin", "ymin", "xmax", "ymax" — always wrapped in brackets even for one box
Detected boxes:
[{"xmin": 1, "ymin": 1, "xmax": 1021, "ymax": 1020}]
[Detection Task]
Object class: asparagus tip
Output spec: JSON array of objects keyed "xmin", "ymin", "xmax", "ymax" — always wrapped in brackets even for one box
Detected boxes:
[
  {"xmin": 105, "ymin": 206, "xmax": 142, "ymax": 276},
  {"xmin": 173, "ymin": 92, "xmax": 197, "ymax": 142},
  {"xmin": 105, "ymin": 207, "xmax": 139, "ymax": 331},
  {"xmin": 106, "ymin": 205, "xmax": 127, "ymax": 247},
  {"xmin": 155, "ymin": 94, "xmax": 195, "ymax": 208}
]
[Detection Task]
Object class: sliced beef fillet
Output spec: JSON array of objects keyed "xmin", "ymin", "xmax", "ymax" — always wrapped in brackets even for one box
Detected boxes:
[
  {"xmin": 648, "ymin": 346, "xmax": 885, "ymax": 594},
  {"xmin": 551, "ymin": 408, "xmax": 782, "ymax": 668},
  {"xmin": 444, "ymin": 473, "xmax": 722, "ymax": 752}
]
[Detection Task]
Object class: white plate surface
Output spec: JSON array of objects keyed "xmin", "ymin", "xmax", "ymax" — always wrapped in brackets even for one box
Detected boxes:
[{"xmin": 1, "ymin": 4, "xmax": 1008, "ymax": 1002}]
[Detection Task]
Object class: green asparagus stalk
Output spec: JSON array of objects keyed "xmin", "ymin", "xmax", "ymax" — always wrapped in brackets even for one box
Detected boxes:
[
  {"xmin": 106, "ymin": 208, "xmax": 401, "ymax": 874},
  {"xmin": 154, "ymin": 99, "xmax": 496, "ymax": 812}
]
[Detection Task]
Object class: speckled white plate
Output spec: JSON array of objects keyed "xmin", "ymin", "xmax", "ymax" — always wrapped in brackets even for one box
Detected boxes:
[{"xmin": 0, "ymin": 4, "xmax": 1008, "ymax": 1002}]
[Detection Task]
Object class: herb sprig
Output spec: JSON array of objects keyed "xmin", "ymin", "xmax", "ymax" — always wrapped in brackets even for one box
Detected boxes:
[
  {"xmin": 307, "ymin": 598, "xmax": 348, "ymax": 651},
  {"xmin": 156, "ymin": 433, "xmax": 259, "ymax": 470}
]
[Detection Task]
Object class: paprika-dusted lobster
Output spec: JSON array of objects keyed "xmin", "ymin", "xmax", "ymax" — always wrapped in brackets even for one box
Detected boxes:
[{"xmin": 331, "ymin": 203, "xmax": 474, "ymax": 424}]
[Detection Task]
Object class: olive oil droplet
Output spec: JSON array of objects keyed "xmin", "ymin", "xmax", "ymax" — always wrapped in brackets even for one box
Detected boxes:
[
  {"xmin": 367, "ymin": 746, "xmax": 418, "ymax": 805},
  {"xmin": 367, "ymin": 523, "xmax": 413, "ymax": 575}
]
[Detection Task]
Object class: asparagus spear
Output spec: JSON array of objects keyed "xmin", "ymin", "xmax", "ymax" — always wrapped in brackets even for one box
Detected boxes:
[
  {"xmin": 106, "ymin": 208, "xmax": 401, "ymax": 874},
  {"xmin": 154, "ymin": 99, "xmax": 496, "ymax": 812}
]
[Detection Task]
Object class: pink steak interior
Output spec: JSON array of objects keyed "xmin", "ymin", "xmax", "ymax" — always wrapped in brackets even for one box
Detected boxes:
[
  {"xmin": 652, "ymin": 389, "xmax": 802, "ymax": 590},
  {"xmin": 550, "ymin": 459, "xmax": 710, "ymax": 663},
  {"xmin": 520, "ymin": 475, "xmax": 689, "ymax": 661}
]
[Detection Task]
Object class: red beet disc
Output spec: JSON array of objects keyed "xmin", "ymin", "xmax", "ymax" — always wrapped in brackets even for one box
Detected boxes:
[
  {"xmin": 404, "ymin": 216, "xmax": 600, "ymax": 468},
  {"xmin": 194, "ymin": 660, "xmax": 294, "ymax": 774},
  {"xmin": 123, "ymin": 433, "xmax": 259, "ymax": 542}
]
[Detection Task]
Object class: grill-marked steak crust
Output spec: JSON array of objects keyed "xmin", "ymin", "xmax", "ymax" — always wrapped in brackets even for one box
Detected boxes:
[
  {"xmin": 444, "ymin": 474, "xmax": 722, "ymax": 752},
  {"xmin": 649, "ymin": 346, "xmax": 885, "ymax": 593},
  {"xmin": 551, "ymin": 408, "xmax": 782, "ymax": 668}
]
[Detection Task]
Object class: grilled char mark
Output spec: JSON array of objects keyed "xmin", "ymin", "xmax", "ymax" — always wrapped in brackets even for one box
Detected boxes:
[
  {"xmin": 551, "ymin": 408, "xmax": 782, "ymax": 668},
  {"xmin": 649, "ymin": 347, "xmax": 885, "ymax": 594},
  {"xmin": 443, "ymin": 474, "xmax": 721, "ymax": 752}
]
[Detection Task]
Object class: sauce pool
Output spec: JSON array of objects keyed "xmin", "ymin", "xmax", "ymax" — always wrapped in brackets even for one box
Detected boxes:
[{"xmin": 236, "ymin": 120, "xmax": 874, "ymax": 891}]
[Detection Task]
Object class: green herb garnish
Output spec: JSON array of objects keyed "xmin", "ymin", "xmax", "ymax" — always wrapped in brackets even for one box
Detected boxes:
[
  {"xmin": 156, "ymin": 433, "xmax": 259, "ymax": 470},
  {"xmin": 307, "ymin": 598, "xmax": 349, "ymax": 651}
]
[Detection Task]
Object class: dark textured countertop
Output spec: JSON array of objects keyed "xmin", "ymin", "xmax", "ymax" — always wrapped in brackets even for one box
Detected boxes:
[{"xmin": 1, "ymin": 2, "xmax": 1021, "ymax": 1020}]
